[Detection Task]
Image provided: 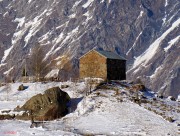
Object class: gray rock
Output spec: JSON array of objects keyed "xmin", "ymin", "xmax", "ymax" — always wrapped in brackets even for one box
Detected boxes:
[{"xmin": 17, "ymin": 87, "xmax": 70, "ymax": 121}]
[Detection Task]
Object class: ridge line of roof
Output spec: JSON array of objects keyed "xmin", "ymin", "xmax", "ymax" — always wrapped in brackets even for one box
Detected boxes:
[
  {"xmin": 79, "ymin": 49, "xmax": 126, "ymax": 60},
  {"xmin": 94, "ymin": 49, "xmax": 127, "ymax": 60}
]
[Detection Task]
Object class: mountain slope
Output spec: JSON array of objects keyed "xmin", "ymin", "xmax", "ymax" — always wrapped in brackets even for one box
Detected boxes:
[{"xmin": 0, "ymin": 0, "xmax": 179, "ymax": 97}]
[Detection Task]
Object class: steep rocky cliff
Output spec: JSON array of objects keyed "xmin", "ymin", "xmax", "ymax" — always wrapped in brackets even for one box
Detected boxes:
[{"xmin": 0, "ymin": 0, "xmax": 179, "ymax": 97}]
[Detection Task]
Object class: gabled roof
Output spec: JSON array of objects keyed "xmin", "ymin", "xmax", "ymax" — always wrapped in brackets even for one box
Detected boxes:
[
  {"xmin": 95, "ymin": 49, "xmax": 126, "ymax": 60},
  {"xmin": 79, "ymin": 49, "xmax": 127, "ymax": 60}
]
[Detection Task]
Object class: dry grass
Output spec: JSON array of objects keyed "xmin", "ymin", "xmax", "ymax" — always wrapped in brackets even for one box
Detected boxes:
[{"xmin": 61, "ymin": 84, "xmax": 69, "ymax": 89}]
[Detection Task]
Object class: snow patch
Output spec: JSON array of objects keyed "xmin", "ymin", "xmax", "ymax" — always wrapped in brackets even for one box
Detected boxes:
[
  {"xmin": 56, "ymin": 24, "xmax": 65, "ymax": 30},
  {"xmin": 52, "ymin": 26, "xmax": 79, "ymax": 55},
  {"xmin": 72, "ymin": 0, "xmax": 82, "ymax": 10},
  {"xmin": 150, "ymin": 65, "xmax": 163, "ymax": 79},
  {"xmin": 3, "ymin": 67, "xmax": 14, "ymax": 75},
  {"xmin": 100, "ymin": 0, "xmax": 105, "ymax": 3},
  {"xmin": 137, "ymin": 11, "xmax": 144, "ymax": 20},
  {"xmin": 0, "ymin": 63, "xmax": 6, "ymax": 68},
  {"xmin": 69, "ymin": 13, "xmax": 76, "ymax": 18},
  {"xmin": 1, "ymin": 46, "xmax": 13, "ymax": 63},
  {"xmin": 38, "ymin": 31, "xmax": 50, "ymax": 43},
  {"xmin": 45, "ymin": 25, "xmax": 79, "ymax": 60},
  {"xmin": 44, "ymin": 21, "xmax": 69, "ymax": 60},
  {"xmin": 83, "ymin": 11, "xmax": 93, "ymax": 25},
  {"xmin": 54, "ymin": 33, "xmax": 64, "ymax": 45},
  {"xmin": 167, "ymin": 10, "xmax": 179, "ymax": 24},
  {"xmin": 162, "ymin": 0, "xmax": 169, "ymax": 25},
  {"xmin": 12, "ymin": 8, "xmax": 53, "ymax": 47},
  {"xmin": 24, "ymin": 9, "xmax": 48, "ymax": 46},
  {"xmin": 126, "ymin": 31, "xmax": 142, "ymax": 55},
  {"xmin": 3, "ymin": 11, "xmax": 8, "ymax": 17},
  {"xmin": 14, "ymin": 17, "xmax": 25, "ymax": 28},
  {"xmin": 55, "ymin": 56, "xmax": 64, "ymax": 61},
  {"xmin": 82, "ymin": 0, "xmax": 94, "ymax": 8},
  {"xmin": 45, "ymin": 69, "xmax": 59, "ymax": 78},
  {"xmin": 0, "ymin": 110, "xmax": 24, "ymax": 116},
  {"xmin": 177, "ymin": 95, "xmax": 180, "ymax": 102},
  {"xmin": 162, "ymin": 16, "xmax": 167, "ymax": 25},
  {"xmin": 164, "ymin": 35, "xmax": 180, "ymax": 52},
  {"xmin": 28, "ymin": 0, "xmax": 32, "ymax": 3},
  {"xmin": 165, "ymin": 0, "xmax": 168, "ymax": 7}
]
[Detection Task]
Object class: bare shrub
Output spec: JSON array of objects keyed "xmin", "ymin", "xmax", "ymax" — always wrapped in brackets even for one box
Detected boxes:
[
  {"xmin": 165, "ymin": 117, "xmax": 175, "ymax": 122},
  {"xmin": 29, "ymin": 44, "xmax": 49, "ymax": 81},
  {"xmin": 61, "ymin": 84, "xmax": 69, "ymax": 89}
]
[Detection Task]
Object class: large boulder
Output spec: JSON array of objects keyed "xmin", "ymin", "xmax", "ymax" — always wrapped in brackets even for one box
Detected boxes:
[{"xmin": 16, "ymin": 87, "xmax": 70, "ymax": 121}]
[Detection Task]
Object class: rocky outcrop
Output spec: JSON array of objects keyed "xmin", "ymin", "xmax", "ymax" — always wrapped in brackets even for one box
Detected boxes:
[{"xmin": 16, "ymin": 87, "xmax": 70, "ymax": 121}]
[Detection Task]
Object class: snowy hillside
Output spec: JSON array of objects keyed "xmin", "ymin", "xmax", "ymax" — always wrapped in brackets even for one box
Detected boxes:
[
  {"xmin": 0, "ymin": 81, "xmax": 179, "ymax": 135},
  {"xmin": 0, "ymin": 0, "xmax": 179, "ymax": 96}
]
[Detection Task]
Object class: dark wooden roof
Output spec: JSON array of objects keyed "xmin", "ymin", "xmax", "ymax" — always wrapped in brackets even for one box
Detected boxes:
[{"xmin": 95, "ymin": 49, "xmax": 126, "ymax": 60}]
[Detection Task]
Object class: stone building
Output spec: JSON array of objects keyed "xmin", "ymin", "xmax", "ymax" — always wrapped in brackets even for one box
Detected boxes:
[{"xmin": 79, "ymin": 49, "xmax": 126, "ymax": 80}]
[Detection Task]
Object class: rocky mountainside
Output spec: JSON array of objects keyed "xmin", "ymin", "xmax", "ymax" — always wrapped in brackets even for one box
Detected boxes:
[{"xmin": 0, "ymin": 0, "xmax": 179, "ymax": 97}]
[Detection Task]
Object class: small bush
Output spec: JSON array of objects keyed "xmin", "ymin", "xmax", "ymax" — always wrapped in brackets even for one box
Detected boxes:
[
  {"xmin": 158, "ymin": 112, "xmax": 163, "ymax": 116},
  {"xmin": 141, "ymin": 99, "xmax": 148, "ymax": 103},
  {"xmin": 96, "ymin": 92, "xmax": 100, "ymax": 96},
  {"xmin": 115, "ymin": 88, "xmax": 119, "ymax": 95},
  {"xmin": 96, "ymin": 84, "xmax": 111, "ymax": 90},
  {"xmin": 165, "ymin": 117, "xmax": 175, "ymax": 122},
  {"xmin": 0, "ymin": 114, "xmax": 15, "ymax": 120},
  {"xmin": 147, "ymin": 107, "xmax": 152, "ymax": 111},
  {"xmin": 160, "ymin": 106, "xmax": 168, "ymax": 111},
  {"xmin": 1, "ymin": 110, "xmax": 11, "ymax": 113},
  {"xmin": 61, "ymin": 84, "xmax": 69, "ymax": 89},
  {"xmin": 117, "ymin": 97, "xmax": 123, "ymax": 102},
  {"xmin": 18, "ymin": 84, "xmax": 25, "ymax": 91},
  {"xmin": 99, "ymin": 93, "xmax": 108, "ymax": 97},
  {"xmin": 168, "ymin": 96, "xmax": 176, "ymax": 101},
  {"xmin": 152, "ymin": 109, "xmax": 158, "ymax": 114},
  {"xmin": 14, "ymin": 105, "xmax": 20, "ymax": 111}
]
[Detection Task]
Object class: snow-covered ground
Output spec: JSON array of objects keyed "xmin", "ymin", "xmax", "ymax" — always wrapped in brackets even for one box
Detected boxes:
[{"xmin": 0, "ymin": 81, "xmax": 179, "ymax": 136}]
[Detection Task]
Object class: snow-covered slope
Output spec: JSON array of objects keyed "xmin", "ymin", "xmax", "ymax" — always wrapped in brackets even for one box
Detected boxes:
[
  {"xmin": 0, "ymin": 0, "xmax": 179, "ymax": 97},
  {"xmin": 0, "ymin": 82, "xmax": 179, "ymax": 135}
]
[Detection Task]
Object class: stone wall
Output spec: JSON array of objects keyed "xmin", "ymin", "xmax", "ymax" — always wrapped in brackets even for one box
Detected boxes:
[{"xmin": 79, "ymin": 50, "xmax": 107, "ymax": 80}]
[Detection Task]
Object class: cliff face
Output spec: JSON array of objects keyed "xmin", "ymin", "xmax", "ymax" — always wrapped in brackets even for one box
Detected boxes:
[{"xmin": 0, "ymin": 0, "xmax": 179, "ymax": 97}]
